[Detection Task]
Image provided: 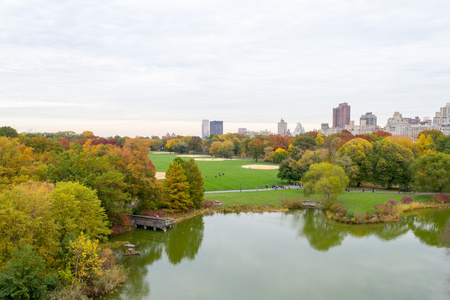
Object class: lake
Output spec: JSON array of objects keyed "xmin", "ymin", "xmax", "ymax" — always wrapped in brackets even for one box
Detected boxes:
[{"xmin": 105, "ymin": 209, "xmax": 450, "ymax": 300}]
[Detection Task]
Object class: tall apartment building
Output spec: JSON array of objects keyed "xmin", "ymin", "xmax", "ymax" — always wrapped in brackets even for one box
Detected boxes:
[
  {"xmin": 360, "ymin": 112, "xmax": 377, "ymax": 126},
  {"xmin": 277, "ymin": 118, "xmax": 288, "ymax": 136},
  {"xmin": 333, "ymin": 102, "xmax": 351, "ymax": 128},
  {"xmin": 293, "ymin": 122, "xmax": 305, "ymax": 136},
  {"xmin": 201, "ymin": 119, "xmax": 210, "ymax": 139},
  {"xmin": 210, "ymin": 121, "xmax": 223, "ymax": 135},
  {"xmin": 433, "ymin": 103, "xmax": 450, "ymax": 124}
]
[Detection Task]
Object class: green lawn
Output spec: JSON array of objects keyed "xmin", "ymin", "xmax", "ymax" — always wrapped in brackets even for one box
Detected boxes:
[
  {"xmin": 204, "ymin": 190, "xmax": 433, "ymax": 215},
  {"xmin": 149, "ymin": 153, "xmax": 285, "ymax": 191}
]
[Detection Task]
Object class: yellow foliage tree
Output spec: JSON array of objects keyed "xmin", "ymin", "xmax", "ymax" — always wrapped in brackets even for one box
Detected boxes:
[
  {"xmin": 315, "ymin": 132, "xmax": 325, "ymax": 148},
  {"xmin": 416, "ymin": 134, "xmax": 435, "ymax": 156},
  {"xmin": 67, "ymin": 232, "xmax": 105, "ymax": 284}
]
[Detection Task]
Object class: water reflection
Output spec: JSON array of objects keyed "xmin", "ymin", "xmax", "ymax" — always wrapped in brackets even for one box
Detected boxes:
[
  {"xmin": 288, "ymin": 209, "xmax": 450, "ymax": 252},
  {"xmin": 108, "ymin": 216, "xmax": 204, "ymax": 299}
]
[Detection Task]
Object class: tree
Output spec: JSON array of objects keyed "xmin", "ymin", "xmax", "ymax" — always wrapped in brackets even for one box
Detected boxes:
[
  {"xmin": 162, "ymin": 162, "xmax": 192, "ymax": 211},
  {"xmin": 416, "ymin": 134, "xmax": 434, "ymax": 156},
  {"xmin": 303, "ymin": 163, "xmax": 349, "ymax": 203},
  {"xmin": 247, "ymin": 138, "xmax": 265, "ymax": 161},
  {"xmin": 0, "ymin": 182, "xmax": 59, "ymax": 266},
  {"xmin": 0, "ymin": 126, "xmax": 18, "ymax": 138},
  {"xmin": 277, "ymin": 158, "xmax": 302, "ymax": 183},
  {"xmin": 0, "ymin": 245, "xmax": 48, "ymax": 300},
  {"xmin": 272, "ymin": 148, "xmax": 289, "ymax": 163},
  {"xmin": 50, "ymin": 181, "xmax": 111, "ymax": 242},
  {"xmin": 434, "ymin": 135, "xmax": 450, "ymax": 154},
  {"xmin": 292, "ymin": 134, "xmax": 316, "ymax": 151},
  {"xmin": 315, "ymin": 132, "xmax": 325, "ymax": 148},
  {"xmin": 172, "ymin": 158, "xmax": 204, "ymax": 209},
  {"xmin": 367, "ymin": 139, "xmax": 414, "ymax": 189},
  {"xmin": 410, "ymin": 152, "xmax": 450, "ymax": 192},
  {"xmin": 66, "ymin": 232, "xmax": 105, "ymax": 284},
  {"xmin": 209, "ymin": 141, "xmax": 222, "ymax": 156},
  {"xmin": 218, "ymin": 140, "xmax": 234, "ymax": 158},
  {"xmin": 337, "ymin": 138, "xmax": 373, "ymax": 185}
]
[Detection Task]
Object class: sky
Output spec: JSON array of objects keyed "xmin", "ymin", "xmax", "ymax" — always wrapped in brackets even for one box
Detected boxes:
[{"xmin": 1, "ymin": 0, "xmax": 449, "ymax": 138}]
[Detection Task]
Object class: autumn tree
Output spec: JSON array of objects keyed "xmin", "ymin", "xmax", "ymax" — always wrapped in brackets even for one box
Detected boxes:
[
  {"xmin": 247, "ymin": 138, "xmax": 265, "ymax": 161},
  {"xmin": 303, "ymin": 163, "xmax": 349, "ymax": 204},
  {"xmin": 162, "ymin": 161, "xmax": 192, "ymax": 211},
  {"xmin": 337, "ymin": 138, "xmax": 373, "ymax": 185},
  {"xmin": 292, "ymin": 133, "xmax": 316, "ymax": 151},
  {"xmin": 272, "ymin": 148, "xmax": 289, "ymax": 163},
  {"xmin": 410, "ymin": 152, "xmax": 450, "ymax": 192},
  {"xmin": 173, "ymin": 158, "xmax": 204, "ymax": 209},
  {"xmin": 434, "ymin": 135, "xmax": 450, "ymax": 154}
]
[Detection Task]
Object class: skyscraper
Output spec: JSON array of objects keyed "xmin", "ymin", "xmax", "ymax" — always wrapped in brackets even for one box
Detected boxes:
[
  {"xmin": 278, "ymin": 118, "xmax": 288, "ymax": 136},
  {"xmin": 333, "ymin": 102, "xmax": 351, "ymax": 128},
  {"xmin": 210, "ymin": 121, "xmax": 223, "ymax": 135},
  {"xmin": 201, "ymin": 120, "xmax": 210, "ymax": 138}
]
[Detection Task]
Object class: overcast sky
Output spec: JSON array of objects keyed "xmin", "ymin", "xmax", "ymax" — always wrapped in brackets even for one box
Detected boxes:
[{"xmin": 1, "ymin": 0, "xmax": 449, "ymax": 137}]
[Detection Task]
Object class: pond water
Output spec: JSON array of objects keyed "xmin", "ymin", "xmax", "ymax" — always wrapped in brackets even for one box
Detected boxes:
[{"xmin": 105, "ymin": 209, "xmax": 450, "ymax": 300}]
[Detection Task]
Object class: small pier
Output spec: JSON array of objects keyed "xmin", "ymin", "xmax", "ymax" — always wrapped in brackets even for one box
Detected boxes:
[
  {"xmin": 302, "ymin": 201, "xmax": 322, "ymax": 209},
  {"xmin": 130, "ymin": 215, "xmax": 175, "ymax": 232}
]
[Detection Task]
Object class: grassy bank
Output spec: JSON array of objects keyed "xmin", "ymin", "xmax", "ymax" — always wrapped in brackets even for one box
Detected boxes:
[{"xmin": 204, "ymin": 190, "xmax": 434, "ymax": 215}]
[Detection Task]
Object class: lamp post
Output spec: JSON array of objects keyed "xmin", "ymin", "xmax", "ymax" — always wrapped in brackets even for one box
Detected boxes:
[{"xmin": 240, "ymin": 184, "xmax": 242, "ymax": 192}]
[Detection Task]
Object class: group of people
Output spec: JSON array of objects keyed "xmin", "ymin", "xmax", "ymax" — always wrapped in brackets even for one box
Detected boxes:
[{"xmin": 205, "ymin": 172, "xmax": 225, "ymax": 179}]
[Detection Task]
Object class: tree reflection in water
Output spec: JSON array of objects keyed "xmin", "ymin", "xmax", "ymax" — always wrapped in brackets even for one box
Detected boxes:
[
  {"xmin": 107, "ymin": 215, "xmax": 204, "ymax": 300},
  {"xmin": 288, "ymin": 208, "xmax": 450, "ymax": 252}
]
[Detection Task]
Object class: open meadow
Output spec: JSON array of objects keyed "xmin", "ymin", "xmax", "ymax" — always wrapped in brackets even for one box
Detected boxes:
[{"xmin": 149, "ymin": 152, "xmax": 285, "ymax": 191}]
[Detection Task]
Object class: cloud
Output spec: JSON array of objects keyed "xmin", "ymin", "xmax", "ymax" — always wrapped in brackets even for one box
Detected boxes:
[{"xmin": 0, "ymin": 0, "xmax": 449, "ymax": 136}]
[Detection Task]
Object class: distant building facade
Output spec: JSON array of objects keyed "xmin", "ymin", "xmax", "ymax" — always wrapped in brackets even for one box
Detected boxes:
[
  {"xmin": 433, "ymin": 103, "xmax": 450, "ymax": 125},
  {"xmin": 210, "ymin": 121, "xmax": 223, "ymax": 135},
  {"xmin": 333, "ymin": 102, "xmax": 351, "ymax": 128},
  {"xmin": 293, "ymin": 122, "xmax": 305, "ymax": 136},
  {"xmin": 277, "ymin": 118, "xmax": 288, "ymax": 136},
  {"xmin": 360, "ymin": 112, "xmax": 377, "ymax": 126},
  {"xmin": 202, "ymin": 119, "xmax": 210, "ymax": 139}
]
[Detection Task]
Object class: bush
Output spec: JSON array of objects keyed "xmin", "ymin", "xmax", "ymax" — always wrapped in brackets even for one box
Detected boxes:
[
  {"xmin": 329, "ymin": 203, "xmax": 347, "ymax": 215},
  {"xmin": 374, "ymin": 204, "xmax": 392, "ymax": 216},
  {"xmin": 386, "ymin": 199, "xmax": 398, "ymax": 207},
  {"xmin": 400, "ymin": 196, "xmax": 414, "ymax": 204},
  {"xmin": 364, "ymin": 211, "xmax": 373, "ymax": 220},
  {"xmin": 282, "ymin": 198, "xmax": 303, "ymax": 209},
  {"xmin": 433, "ymin": 193, "xmax": 449, "ymax": 204},
  {"xmin": 200, "ymin": 201, "xmax": 215, "ymax": 208},
  {"xmin": 354, "ymin": 214, "xmax": 364, "ymax": 224},
  {"xmin": 85, "ymin": 265, "xmax": 127, "ymax": 297}
]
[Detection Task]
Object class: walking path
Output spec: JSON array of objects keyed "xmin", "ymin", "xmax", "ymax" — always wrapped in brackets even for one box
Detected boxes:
[{"xmin": 205, "ymin": 185, "xmax": 302, "ymax": 194}]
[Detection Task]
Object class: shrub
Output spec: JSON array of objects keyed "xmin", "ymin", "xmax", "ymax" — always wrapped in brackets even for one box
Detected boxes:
[
  {"xmin": 282, "ymin": 198, "xmax": 303, "ymax": 209},
  {"xmin": 374, "ymin": 204, "xmax": 392, "ymax": 216},
  {"xmin": 386, "ymin": 199, "xmax": 398, "ymax": 207},
  {"xmin": 364, "ymin": 211, "xmax": 373, "ymax": 220},
  {"xmin": 354, "ymin": 214, "xmax": 364, "ymax": 224},
  {"xmin": 329, "ymin": 203, "xmax": 347, "ymax": 215},
  {"xmin": 433, "ymin": 193, "xmax": 449, "ymax": 204},
  {"xmin": 85, "ymin": 265, "xmax": 127, "ymax": 297},
  {"xmin": 400, "ymin": 196, "xmax": 414, "ymax": 204},
  {"xmin": 200, "ymin": 201, "xmax": 215, "ymax": 208}
]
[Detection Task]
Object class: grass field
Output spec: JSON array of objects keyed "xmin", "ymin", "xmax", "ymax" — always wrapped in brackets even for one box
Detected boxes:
[
  {"xmin": 149, "ymin": 152, "xmax": 436, "ymax": 215},
  {"xmin": 204, "ymin": 190, "xmax": 434, "ymax": 215},
  {"xmin": 149, "ymin": 152, "xmax": 285, "ymax": 191}
]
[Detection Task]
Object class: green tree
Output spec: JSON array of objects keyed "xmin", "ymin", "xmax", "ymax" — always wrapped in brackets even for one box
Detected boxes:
[
  {"xmin": 410, "ymin": 152, "xmax": 450, "ymax": 192},
  {"xmin": 277, "ymin": 158, "xmax": 302, "ymax": 183},
  {"xmin": 0, "ymin": 126, "xmax": 18, "ymax": 138},
  {"xmin": 0, "ymin": 245, "xmax": 48, "ymax": 300},
  {"xmin": 303, "ymin": 163, "xmax": 349, "ymax": 203},
  {"xmin": 292, "ymin": 133, "xmax": 316, "ymax": 151},
  {"xmin": 434, "ymin": 134, "xmax": 450, "ymax": 154},
  {"xmin": 162, "ymin": 162, "xmax": 192, "ymax": 211},
  {"xmin": 367, "ymin": 139, "xmax": 414, "ymax": 189}
]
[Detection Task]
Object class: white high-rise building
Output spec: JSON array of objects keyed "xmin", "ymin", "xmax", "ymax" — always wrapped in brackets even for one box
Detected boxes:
[
  {"xmin": 201, "ymin": 120, "xmax": 210, "ymax": 139},
  {"xmin": 293, "ymin": 123, "xmax": 305, "ymax": 136}
]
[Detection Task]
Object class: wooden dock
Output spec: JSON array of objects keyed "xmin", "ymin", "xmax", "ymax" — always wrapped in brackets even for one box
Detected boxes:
[{"xmin": 130, "ymin": 215, "xmax": 175, "ymax": 232}]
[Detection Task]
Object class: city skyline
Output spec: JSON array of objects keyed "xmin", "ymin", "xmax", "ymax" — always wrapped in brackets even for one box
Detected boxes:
[{"xmin": 1, "ymin": 1, "xmax": 449, "ymax": 137}]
